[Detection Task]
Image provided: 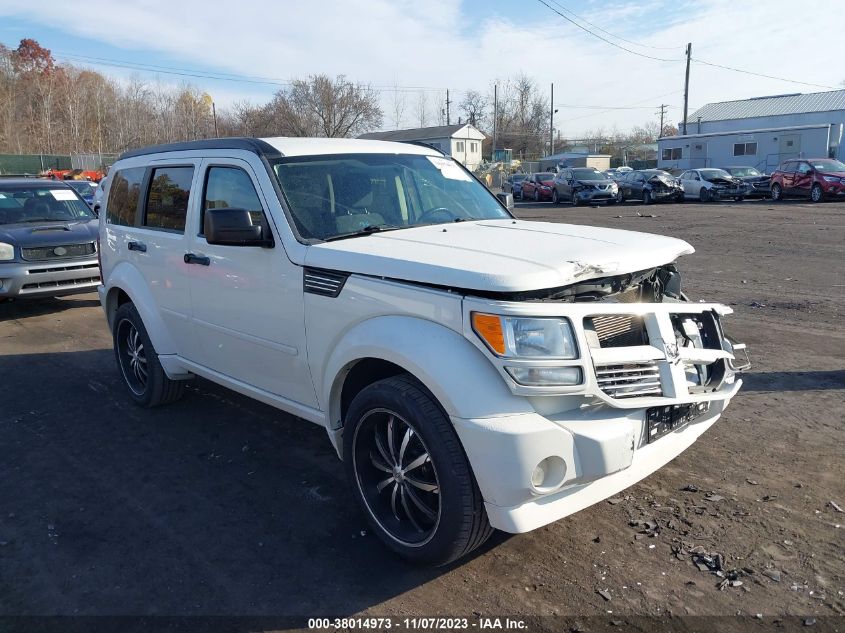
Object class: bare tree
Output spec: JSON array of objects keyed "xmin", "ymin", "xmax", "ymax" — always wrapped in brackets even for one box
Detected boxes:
[
  {"xmin": 415, "ymin": 91, "xmax": 429, "ymax": 128},
  {"xmin": 459, "ymin": 90, "xmax": 488, "ymax": 129},
  {"xmin": 389, "ymin": 83, "xmax": 406, "ymax": 130},
  {"xmin": 265, "ymin": 74, "xmax": 382, "ymax": 138}
]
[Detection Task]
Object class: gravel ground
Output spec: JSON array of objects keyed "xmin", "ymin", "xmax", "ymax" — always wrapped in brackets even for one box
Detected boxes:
[{"xmin": 0, "ymin": 198, "xmax": 843, "ymax": 631}]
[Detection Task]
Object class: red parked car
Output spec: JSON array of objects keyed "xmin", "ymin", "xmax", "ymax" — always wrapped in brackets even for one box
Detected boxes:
[
  {"xmin": 770, "ymin": 158, "xmax": 845, "ymax": 202},
  {"xmin": 520, "ymin": 172, "xmax": 556, "ymax": 201}
]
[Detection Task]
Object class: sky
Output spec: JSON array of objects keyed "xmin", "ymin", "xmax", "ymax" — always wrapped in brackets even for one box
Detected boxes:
[{"xmin": 1, "ymin": 0, "xmax": 843, "ymax": 138}]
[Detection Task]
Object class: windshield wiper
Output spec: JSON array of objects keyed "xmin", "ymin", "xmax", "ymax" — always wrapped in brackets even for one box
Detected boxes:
[{"xmin": 323, "ymin": 224, "xmax": 403, "ymax": 242}]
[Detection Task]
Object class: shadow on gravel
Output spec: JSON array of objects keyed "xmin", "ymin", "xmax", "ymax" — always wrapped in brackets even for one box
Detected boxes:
[
  {"xmin": 0, "ymin": 295, "xmax": 101, "ymax": 322},
  {"xmin": 0, "ymin": 349, "xmax": 473, "ymax": 619},
  {"xmin": 742, "ymin": 370, "xmax": 845, "ymax": 392}
]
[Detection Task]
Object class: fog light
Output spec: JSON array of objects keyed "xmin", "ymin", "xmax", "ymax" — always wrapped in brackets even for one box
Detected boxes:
[
  {"xmin": 506, "ymin": 366, "xmax": 582, "ymax": 386},
  {"xmin": 530, "ymin": 456, "xmax": 568, "ymax": 493}
]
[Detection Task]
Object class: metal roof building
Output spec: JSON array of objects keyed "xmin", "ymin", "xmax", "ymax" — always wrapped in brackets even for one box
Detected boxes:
[{"xmin": 658, "ymin": 89, "xmax": 845, "ymax": 172}]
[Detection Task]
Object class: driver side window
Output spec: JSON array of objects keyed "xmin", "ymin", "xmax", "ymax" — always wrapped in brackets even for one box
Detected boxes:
[{"xmin": 202, "ymin": 166, "xmax": 267, "ymax": 237}]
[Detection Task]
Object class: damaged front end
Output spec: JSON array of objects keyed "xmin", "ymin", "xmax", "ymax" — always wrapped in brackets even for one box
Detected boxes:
[
  {"xmin": 646, "ymin": 175, "xmax": 684, "ymax": 201},
  {"xmin": 465, "ymin": 262, "xmax": 750, "ymax": 402},
  {"xmin": 705, "ymin": 177, "xmax": 747, "ymax": 200}
]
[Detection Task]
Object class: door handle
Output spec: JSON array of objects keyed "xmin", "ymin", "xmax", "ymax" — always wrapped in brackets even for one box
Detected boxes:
[
  {"xmin": 184, "ymin": 253, "xmax": 210, "ymax": 266},
  {"xmin": 127, "ymin": 241, "xmax": 146, "ymax": 252}
]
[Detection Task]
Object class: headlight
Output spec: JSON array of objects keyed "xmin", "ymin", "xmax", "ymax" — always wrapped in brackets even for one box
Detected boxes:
[
  {"xmin": 0, "ymin": 242, "xmax": 14, "ymax": 261},
  {"xmin": 822, "ymin": 176, "xmax": 842, "ymax": 183},
  {"xmin": 472, "ymin": 313, "xmax": 578, "ymax": 359}
]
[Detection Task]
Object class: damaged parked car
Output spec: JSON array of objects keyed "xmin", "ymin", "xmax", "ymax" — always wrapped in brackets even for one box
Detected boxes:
[
  {"xmin": 520, "ymin": 172, "xmax": 555, "ymax": 201},
  {"xmin": 551, "ymin": 167, "xmax": 618, "ymax": 205},
  {"xmin": 679, "ymin": 168, "xmax": 748, "ymax": 202},
  {"xmin": 99, "ymin": 137, "xmax": 749, "ymax": 566},
  {"xmin": 616, "ymin": 169, "xmax": 684, "ymax": 204},
  {"xmin": 721, "ymin": 166, "xmax": 770, "ymax": 199}
]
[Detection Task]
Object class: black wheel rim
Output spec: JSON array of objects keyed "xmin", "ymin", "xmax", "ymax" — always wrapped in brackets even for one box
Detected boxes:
[
  {"xmin": 352, "ymin": 409, "xmax": 441, "ymax": 546},
  {"xmin": 116, "ymin": 318, "xmax": 148, "ymax": 396}
]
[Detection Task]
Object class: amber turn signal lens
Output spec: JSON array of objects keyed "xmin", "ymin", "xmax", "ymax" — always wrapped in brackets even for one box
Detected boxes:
[{"xmin": 472, "ymin": 313, "xmax": 505, "ymax": 355}]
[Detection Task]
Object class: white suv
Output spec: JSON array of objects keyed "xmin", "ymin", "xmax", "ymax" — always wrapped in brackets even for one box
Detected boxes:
[{"xmin": 98, "ymin": 137, "xmax": 748, "ymax": 565}]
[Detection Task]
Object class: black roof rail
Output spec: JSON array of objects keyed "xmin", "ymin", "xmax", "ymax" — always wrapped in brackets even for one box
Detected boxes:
[
  {"xmin": 400, "ymin": 140, "xmax": 447, "ymax": 156},
  {"xmin": 118, "ymin": 137, "xmax": 281, "ymax": 160}
]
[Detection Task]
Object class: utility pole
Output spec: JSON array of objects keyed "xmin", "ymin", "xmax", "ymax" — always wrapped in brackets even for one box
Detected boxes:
[
  {"xmin": 492, "ymin": 84, "xmax": 498, "ymax": 160},
  {"xmin": 682, "ymin": 42, "xmax": 691, "ymax": 135},
  {"xmin": 445, "ymin": 89, "xmax": 451, "ymax": 125},
  {"xmin": 212, "ymin": 101, "xmax": 219, "ymax": 137},
  {"xmin": 549, "ymin": 83, "xmax": 554, "ymax": 155},
  {"xmin": 657, "ymin": 104, "xmax": 667, "ymax": 137}
]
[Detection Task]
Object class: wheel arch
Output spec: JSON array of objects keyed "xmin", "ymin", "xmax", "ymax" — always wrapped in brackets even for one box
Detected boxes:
[{"xmin": 103, "ymin": 262, "xmax": 180, "ymax": 355}]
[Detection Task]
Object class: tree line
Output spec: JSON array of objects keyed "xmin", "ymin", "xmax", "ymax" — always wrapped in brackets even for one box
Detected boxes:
[{"xmin": 0, "ymin": 38, "xmax": 672, "ymax": 163}]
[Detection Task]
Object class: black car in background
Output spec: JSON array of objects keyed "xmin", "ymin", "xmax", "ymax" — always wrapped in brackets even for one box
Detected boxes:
[
  {"xmin": 721, "ymin": 166, "xmax": 770, "ymax": 198},
  {"xmin": 616, "ymin": 169, "xmax": 684, "ymax": 204}
]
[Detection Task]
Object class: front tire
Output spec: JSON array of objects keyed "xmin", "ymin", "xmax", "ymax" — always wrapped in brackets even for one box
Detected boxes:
[
  {"xmin": 642, "ymin": 189, "xmax": 652, "ymax": 205},
  {"xmin": 699, "ymin": 187, "xmax": 710, "ymax": 203},
  {"xmin": 113, "ymin": 302, "xmax": 185, "ymax": 407},
  {"xmin": 552, "ymin": 189, "xmax": 559, "ymax": 204},
  {"xmin": 344, "ymin": 374, "xmax": 492, "ymax": 566},
  {"xmin": 810, "ymin": 183, "xmax": 823, "ymax": 203},
  {"xmin": 534, "ymin": 189, "xmax": 540, "ymax": 202},
  {"xmin": 771, "ymin": 182, "xmax": 783, "ymax": 201}
]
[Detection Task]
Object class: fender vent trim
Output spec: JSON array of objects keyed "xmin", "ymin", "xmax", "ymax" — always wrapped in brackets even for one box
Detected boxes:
[{"xmin": 304, "ymin": 267, "xmax": 349, "ymax": 297}]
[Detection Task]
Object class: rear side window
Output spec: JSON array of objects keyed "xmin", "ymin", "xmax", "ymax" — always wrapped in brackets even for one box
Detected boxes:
[
  {"xmin": 201, "ymin": 167, "xmax": 265, "ymax": 235},
  {"xmin": 144, "ymin": 167, "xmax": 194, "ymax": 232},
  {"xmin": 106, "ymin": 167, "xmax": 145, "ymax": 226}
]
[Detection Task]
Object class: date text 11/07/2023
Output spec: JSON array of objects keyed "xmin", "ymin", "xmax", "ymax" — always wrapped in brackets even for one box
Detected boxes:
[{"xmin": 307, "ymin": 617, "xmax": 528, "ymax": 630}]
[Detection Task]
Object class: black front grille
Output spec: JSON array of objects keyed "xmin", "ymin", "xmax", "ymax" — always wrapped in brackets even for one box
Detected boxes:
[
  {"xmin": 21, "ymin": 242, "xmax": 95, "ymax": 261},
  {"xmin": 586, "ymin": 314, "xmax": 648, "ymax": 348}
]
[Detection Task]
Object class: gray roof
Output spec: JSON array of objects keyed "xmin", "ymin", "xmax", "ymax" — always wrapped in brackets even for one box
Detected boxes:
[
  {"xmin": 358, "ymin": 123, "xmax": 483, "ymax": 142},
  {"xmin": 542, "ymin": 152, "xmax": 611, "ymax": 160},
  {"xmin": 689, "ymin": 89, "xmax": 845, "ymax": 122}
]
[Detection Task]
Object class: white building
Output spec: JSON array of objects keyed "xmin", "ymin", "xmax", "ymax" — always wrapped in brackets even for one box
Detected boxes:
[
  {"xmin": 359, "ymin": 123, "xmax": 486, "ymax": 170},
  {"xmin": 657, "ymin": 90, "xmax": 845, "ymax": 173}
]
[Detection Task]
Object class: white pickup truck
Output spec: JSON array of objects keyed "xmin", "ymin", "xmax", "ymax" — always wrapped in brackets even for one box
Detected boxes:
[{"xmin": 98, "ymin": 137, "xmax": 748, "ymax": 565}]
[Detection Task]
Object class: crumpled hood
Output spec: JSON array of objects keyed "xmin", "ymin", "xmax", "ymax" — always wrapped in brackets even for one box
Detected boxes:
[
  {"xmin": 0, "ymin": 219, "xmax": 98, "ymax": 247},
  {"xmin": 576, "ymin": 179, "xmax": 614, "ymax": 187},
  {"xmin": 306, "ymin": 219, "xmax": 694, "ymax": 293},
  {"xmin": 648, "ymin": 174, "xmax": 678, "ymax": 187}
]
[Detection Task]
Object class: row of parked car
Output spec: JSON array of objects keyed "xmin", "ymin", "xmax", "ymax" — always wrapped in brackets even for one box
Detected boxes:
[{"xmin": 503, "ymin": 157, "xmax": 845, "ymax": 205}]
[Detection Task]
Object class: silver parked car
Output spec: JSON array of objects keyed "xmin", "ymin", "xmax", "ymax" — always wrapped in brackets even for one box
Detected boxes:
[
  {"xmin": 679, "ymin": 168, "xmax": 748, "ymax": 202},
  {"xmin": 0, "ymin": 179, "xmax": 99, "ymax": 299},
  {"xmin": 551, "ymin": 167, "xmax": 618, "ymax": 205}
]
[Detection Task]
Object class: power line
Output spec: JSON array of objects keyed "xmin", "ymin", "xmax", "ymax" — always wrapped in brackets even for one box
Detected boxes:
[
  {"xmin": 54, "ymin": 50, "xmax": 454, "ymax": 93},
  {"xmin": 554, "ymin": 103, "xmax": 672, "ymax": 110},
  {"xmin": 545, "ymin": 0, "xmax": 682, "ymax": 51},
  {"xmin": 534, "ymin": 0, "xmax": 683, "ymax": 63},
  {"xmin": 691, "ymin": 58, "xmax": 836, "ymax": 90}
]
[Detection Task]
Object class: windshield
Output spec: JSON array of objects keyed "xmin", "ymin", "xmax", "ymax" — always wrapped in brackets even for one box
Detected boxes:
[
  {"xmin": 0, "ymin": 185, "xmax": 94, "ymax": 225},
  {"xmin": 536, "ymin": 173, "xmax": 554, "ymax": 181},
  {"xmin": 810, "ymin": 159, "xmax": 845, "ymax": 172},
  {"xmin": 571, "ymin": 169, "xmax": 604, "ymax": 180},
  {"xmin": 726, "ymin": 167, "xmax": 761, "ymax": 177},
  {"xmin": 699, "ymin": 169, "xmax": 732, "ymax": 181},
  {"xmin": 511, "ymin": 174, "xmax": 526, "ymax": 181},
  {"xmin": 271, "ymin": 153, "xmax": 510, "ymax": 241}
]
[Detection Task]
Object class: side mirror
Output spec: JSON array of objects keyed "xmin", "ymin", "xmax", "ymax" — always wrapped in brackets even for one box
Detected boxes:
[
  {"xmin": 205, "ymin": 208, "xmax": 274, "ymax": 247},
  {"xmin": 496, "ymin": 192, "xmax": 514, "ymax": 212}
]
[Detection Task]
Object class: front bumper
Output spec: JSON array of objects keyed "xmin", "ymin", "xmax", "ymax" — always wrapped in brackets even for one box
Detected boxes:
[
  {"xmin": 457, "ymin": 299, "xmax": 746, "ymax": 532},
  {"xmin": 0, "ymin": 258, "xmax": 100, "ymax": 298},
  {"xmin": 649, "ymin": 188, "xmax": 683, "ymax": 201},
  {"xmin": 453, "ymin": 390, "xmax": 734, "ymax": 532},
  {"xmin": 575, "ymin": 189, "xmax": 616, "ymax": 202}
]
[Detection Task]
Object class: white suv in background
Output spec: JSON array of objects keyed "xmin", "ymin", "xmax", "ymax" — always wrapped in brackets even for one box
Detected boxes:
[{"xmin": 98, "ymin": 137, "xmax": 748, "ymax": 565}]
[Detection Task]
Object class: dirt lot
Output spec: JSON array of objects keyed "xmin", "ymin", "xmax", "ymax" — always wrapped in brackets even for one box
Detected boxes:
[{"xmin": 0, "ymin": 199, "xmax": 843, "ymax": 629}]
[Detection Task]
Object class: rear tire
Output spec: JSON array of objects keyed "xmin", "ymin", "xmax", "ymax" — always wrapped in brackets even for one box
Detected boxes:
[
  {"xmin": 771, "ymin": 182, "xmax": 783, "ymax": 201},
  {"xmin": 113, "ymin": 302, "xmax": 185, "ymax": 407},
  {"xmin": 344, "ymin": 374, "xmax": 493, "ymax": 566},
  {"xmin": 810, "ymin": 183, "xmax": 823, "ymax": 203}
]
